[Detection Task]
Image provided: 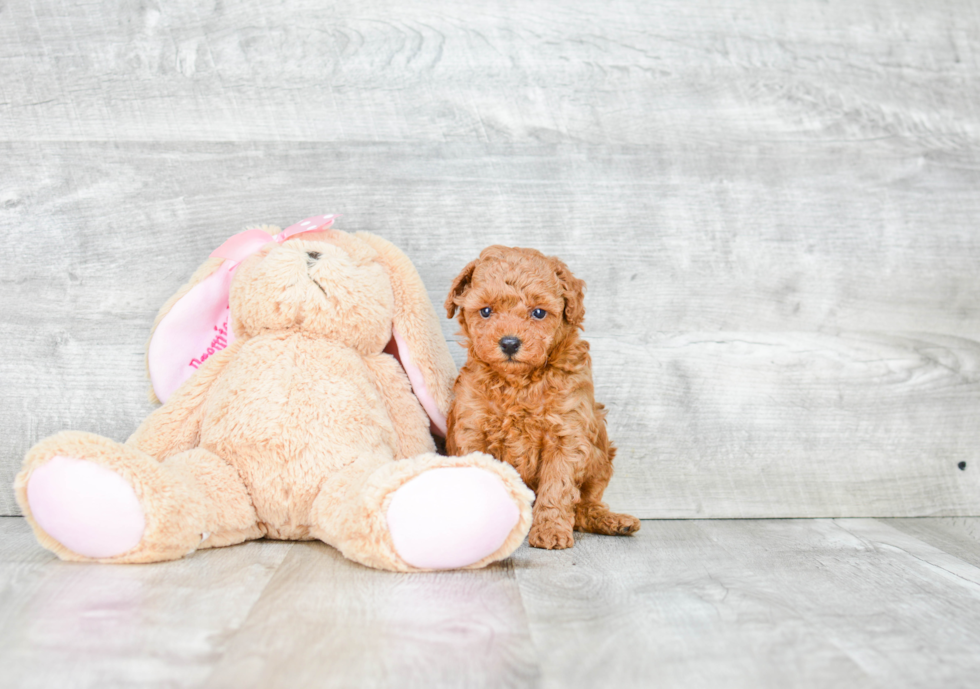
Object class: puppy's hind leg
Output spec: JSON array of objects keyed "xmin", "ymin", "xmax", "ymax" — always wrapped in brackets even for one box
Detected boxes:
[
  {"xmin": 575, "ymin": 495, "xmax": 641, "ymax": 536},
  {"xmin": 574, "ymin": 446, "xmax": 640, "ymax": 536}
]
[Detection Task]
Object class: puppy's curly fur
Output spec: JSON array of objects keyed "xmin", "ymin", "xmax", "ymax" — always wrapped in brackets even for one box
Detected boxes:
[{"xmin": 445, "ymin": 246, "xmax": 640, "ymax": 549}]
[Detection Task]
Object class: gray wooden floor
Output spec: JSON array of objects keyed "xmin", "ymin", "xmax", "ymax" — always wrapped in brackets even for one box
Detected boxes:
[{"xmin": 4, "ymin": 516, "xmax": 980, "ymax": 689}]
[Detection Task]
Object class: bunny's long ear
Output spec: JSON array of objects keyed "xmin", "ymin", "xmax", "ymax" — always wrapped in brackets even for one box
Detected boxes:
[
  {"xmin": 354, "ymin": 232, "xmax": 458, "ymax": 437},
  {"xmin": 144, "ymin": 225, "xmax": 279, "ymax": 404},
  {"xmin": 145, "ymin": 215, "xmax": 338, "ymax": 404}
]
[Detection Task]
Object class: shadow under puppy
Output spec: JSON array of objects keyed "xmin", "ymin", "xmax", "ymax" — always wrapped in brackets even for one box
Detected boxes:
[{"xmin": 445, "ymin": 246, "xmax": 640, "ymax": 549}]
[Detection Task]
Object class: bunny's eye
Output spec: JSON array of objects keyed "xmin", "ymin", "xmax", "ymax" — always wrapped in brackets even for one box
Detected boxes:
[
  {"xmin": 479, "ymin": 307, "xmax": 492, "ymax": 318},
  {"xmin": 531, "ymin": 308, "xmax": 547, "ymax": 320}
]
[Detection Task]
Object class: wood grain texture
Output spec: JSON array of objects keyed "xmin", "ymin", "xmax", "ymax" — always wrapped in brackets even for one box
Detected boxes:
[
  {"xmin": 204, "ymin": 540, "xmax": 538, "ymax": 689},
  {"xmin": 598, "ymin": 331, "xmax": 980, "ymax": 517},
  {"xmin": 3, "ymin": 142, "xmax": 980, "ymax": 517},
  {"xmin": 9, "ymin": 517, "xmax": 980, "ymax": 688},
  {"xmin": 3, "ymin": 0, "xmax": 980, "ymax": 517},
  {"xmin": 888, "ymin": 517, "xmax": 980, "ymax": 570},
  {"xmin": 513, "ymin": 518, "xmax": 980, "ymax": 688},
  {"xmin": 2, "ymin": 0, "xmax": 979, "ymax": 145},
  {"xmin": 0, "ymin": 518, "xmax": 292, "ymax": 689}
]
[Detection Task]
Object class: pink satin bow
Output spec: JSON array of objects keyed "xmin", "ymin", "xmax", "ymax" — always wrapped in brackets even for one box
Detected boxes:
[{"xmin": 210, "ymin": 214, "xmax": 337, "ymax": 265}]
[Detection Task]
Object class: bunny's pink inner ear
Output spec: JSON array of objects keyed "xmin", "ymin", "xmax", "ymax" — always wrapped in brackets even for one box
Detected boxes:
[
  {"xmin": 148, "ymin": 266, "xmax": 237, "ymax": 403},
  {"xmin": 385, "ymin": 328, "xmax": 448, "ymax": 437}
]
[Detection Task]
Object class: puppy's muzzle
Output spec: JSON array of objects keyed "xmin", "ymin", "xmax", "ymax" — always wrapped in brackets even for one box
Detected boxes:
[{"xmin": 499, "ymin": 336, "xmax": 521, "ymax": 357}]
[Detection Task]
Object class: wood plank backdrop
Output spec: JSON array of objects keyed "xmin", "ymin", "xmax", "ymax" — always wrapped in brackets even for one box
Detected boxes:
[{"xmin": 2, "ymin": 0, "xmax": 979, "ymax": 517}]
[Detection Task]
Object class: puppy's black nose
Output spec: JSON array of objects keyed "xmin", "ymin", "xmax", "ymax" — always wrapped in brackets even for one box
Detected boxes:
[{"xmin": 499, "ymin": 336, "xmax": 521, "ymax": 356}]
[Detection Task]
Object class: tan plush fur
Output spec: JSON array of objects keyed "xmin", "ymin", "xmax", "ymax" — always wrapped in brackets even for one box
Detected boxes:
[
  {"xmin": 16, "ymin": 228, "xmax": 532, "ymax": 570},
  {"xmin": 445, "ymin": 246, "xmax": 640, "ymax": 550}
]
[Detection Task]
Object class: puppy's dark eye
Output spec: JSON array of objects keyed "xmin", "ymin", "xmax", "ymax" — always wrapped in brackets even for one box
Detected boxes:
[
  {"xmin": 479, "ymin": 307, "xmax": 492, "ymax": 319},
  {"xmin": 307, "ymin": 251, "xmax": 321, "ymax": 260},
  {"xmin": 531, "ymin": 308, "xmax": 547, "ymax": 320}
]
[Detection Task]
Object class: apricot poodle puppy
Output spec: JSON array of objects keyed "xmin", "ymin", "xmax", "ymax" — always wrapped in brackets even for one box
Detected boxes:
[{"xmin": 444, "ymin": 246, "xmax": 640, "ymax": 549}]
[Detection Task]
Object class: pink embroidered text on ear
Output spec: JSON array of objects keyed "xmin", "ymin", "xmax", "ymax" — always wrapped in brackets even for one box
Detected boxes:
[{"xmin": 148, "ymin": 215, "xmax": 336, "ymax": 403}]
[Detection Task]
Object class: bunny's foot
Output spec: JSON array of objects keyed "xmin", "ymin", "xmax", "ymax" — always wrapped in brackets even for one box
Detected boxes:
[
  {"xmin": 312, "ymin": 451, "xmax": 533, "ymax": 572},
  {"xmin": 16, "ymin": 431, "xmax": 259, "ymax": 562},
  {"xmin": 26, "ymin": 454, "xmax": 145, "ymax": 559},
  {"xmin": 386, "ymin": 465, "xmax": 526, "ymax": 569}
]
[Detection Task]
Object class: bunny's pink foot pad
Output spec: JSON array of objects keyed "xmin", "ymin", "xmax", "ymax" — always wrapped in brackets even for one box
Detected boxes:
[
  {"xmin": 27, "ymin": 456, "xmax": 145, "ymax": 559},
  {"xmin": 385, "ymin": 467, "xmax": 520, "ymax": 570}
]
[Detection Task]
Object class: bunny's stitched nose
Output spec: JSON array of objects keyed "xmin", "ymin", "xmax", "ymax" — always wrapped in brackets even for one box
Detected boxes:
[{"xmin": 499, "ymin": 336, "xmax": 521, "ymax": 356}]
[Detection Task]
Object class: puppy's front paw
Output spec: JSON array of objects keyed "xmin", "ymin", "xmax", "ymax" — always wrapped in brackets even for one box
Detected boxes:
[{"xmin": 529, "ymin": 520, "xmax": 575, "ymax": 550}]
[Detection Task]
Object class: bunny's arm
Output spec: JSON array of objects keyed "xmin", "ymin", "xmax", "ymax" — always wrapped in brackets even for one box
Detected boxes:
[
  {"xmin": 362, "ymin": 353, "xmax": 436, "ymax": 459},
  {"xmin": 126, "ymin": 341, "xmax": 243, "ymax": 461}
]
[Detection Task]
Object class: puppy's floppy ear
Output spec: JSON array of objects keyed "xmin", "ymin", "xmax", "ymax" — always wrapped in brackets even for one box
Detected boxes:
[
  {"xmin": 444, "ymin": 259, "xmax": 478, "ymax": 319},
  {"xmin": 551, "ymin": 257, "xmax": 586, "ymax": 329}
]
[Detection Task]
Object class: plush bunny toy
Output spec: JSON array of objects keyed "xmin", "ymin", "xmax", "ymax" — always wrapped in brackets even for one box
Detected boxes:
[{"xmin": 16, "ymin": 216, "xmax": 533, "ymax": 571}]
